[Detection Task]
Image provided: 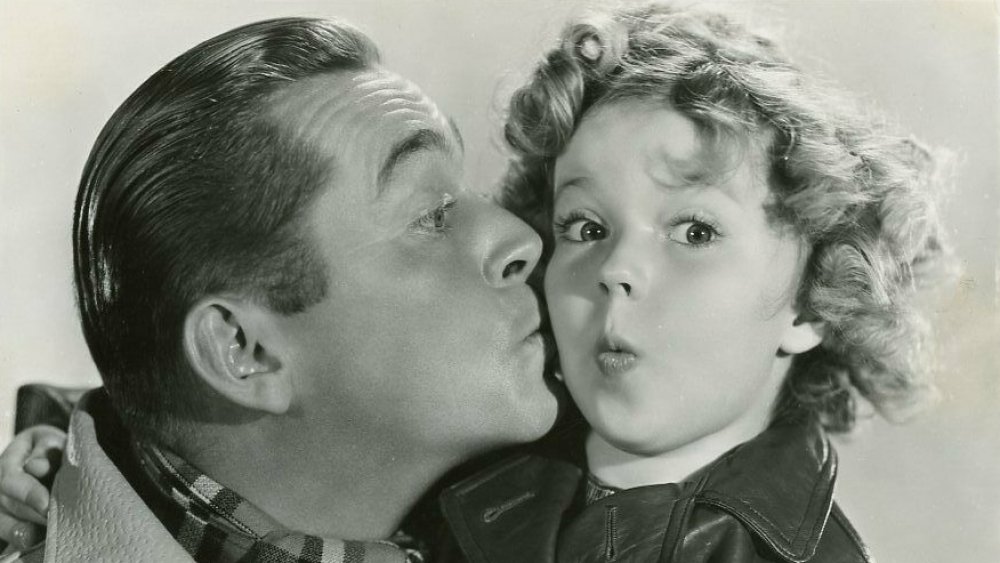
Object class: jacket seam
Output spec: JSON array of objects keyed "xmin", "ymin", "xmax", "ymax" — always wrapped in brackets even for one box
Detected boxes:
[
  {"xmin": 662, "ymin": 468, "xmax": 712, "ymax": 563},
  {"xmin": 480, "ymin": 491, "xmax": 535, "ymax": 524},
  {"xmin": 603, "ymin": 504, "xmax": 618, "ymax": 561},
  {"xmin": 698, "ymin": 496, "xmax": 803, "ymax": 561},
  {"xmin": 830, "ymin": 503, "xmax": 873, "ymax": 563},
  {"xmin": 661, "ymin": 494, "xmax": 698, "ymax": 563},
  {"xmin": 450, "ymin": 455, "xmax": 535, "ymax": 496}
]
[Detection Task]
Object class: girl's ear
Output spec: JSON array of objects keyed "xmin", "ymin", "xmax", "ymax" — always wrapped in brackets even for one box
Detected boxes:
[
  {"xmin": 183, "ymin": 298, "xmax": 293, "ymax": 415},
  {"xmin": 779, "ymin": 313, "xmax": 826, "ymax": 355}
]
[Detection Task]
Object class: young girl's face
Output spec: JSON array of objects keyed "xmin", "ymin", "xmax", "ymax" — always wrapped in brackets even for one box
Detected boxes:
[{"xmin": 546, "ymin": 100, "xmax": 820, "ymax": 457}]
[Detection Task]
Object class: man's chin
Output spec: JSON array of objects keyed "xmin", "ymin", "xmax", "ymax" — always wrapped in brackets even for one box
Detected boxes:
[
  {"xmin": 476, "ymin": 381, "xmax": 562, "ymax": 451},
  {"xmin": 512, "ymin": 374, "xmax": 566, "ymax": 442}
]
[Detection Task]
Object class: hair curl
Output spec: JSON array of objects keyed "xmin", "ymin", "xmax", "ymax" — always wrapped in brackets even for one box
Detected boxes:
[{"xmin": 501, "ymin": 2, "xmax": 953, "ymax": 432}]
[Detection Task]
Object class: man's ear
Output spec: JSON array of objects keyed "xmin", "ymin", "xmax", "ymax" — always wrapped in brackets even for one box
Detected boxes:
[
  {"xmin": 779, "ymin": 311, "xmax": 826, "ymax": 356},
  {"xmin": 183, "ymin": 298, "xmax": 292, "ymax": 415}
]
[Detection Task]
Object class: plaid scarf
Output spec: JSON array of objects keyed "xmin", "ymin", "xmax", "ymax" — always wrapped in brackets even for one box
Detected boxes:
[{"xmin": 133, "ymin": 442, "xmax": 427, "ymax": 563}]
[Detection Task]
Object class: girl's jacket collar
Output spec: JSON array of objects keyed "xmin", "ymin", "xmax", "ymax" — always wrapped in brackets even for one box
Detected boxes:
[{"xmin": 439, "ymin": 421, "xmax": 870, "ymax": 562}]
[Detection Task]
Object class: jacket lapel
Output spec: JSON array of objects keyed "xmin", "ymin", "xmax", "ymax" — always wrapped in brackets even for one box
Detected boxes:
[
  {"xmin": 440, "ymin": 455, "xmax": 581, "ymax": 563},
  {"xmin": 693, "ymin": 420, "xmax": 836, "ymax": 562}
]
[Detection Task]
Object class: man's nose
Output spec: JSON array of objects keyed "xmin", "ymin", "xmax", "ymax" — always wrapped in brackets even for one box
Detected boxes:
[
  {"xmin": 484, "ymin": 206, "xmax": 542, "ymax": 287},
  {"xmin": 598, "ymin": 239, "xmax": 647, "ymax": 300}
]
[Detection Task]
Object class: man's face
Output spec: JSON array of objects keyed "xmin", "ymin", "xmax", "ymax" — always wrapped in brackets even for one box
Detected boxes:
[{"xmin": 269, "ymin": 70, "xmax": 558, "ymax": 458}]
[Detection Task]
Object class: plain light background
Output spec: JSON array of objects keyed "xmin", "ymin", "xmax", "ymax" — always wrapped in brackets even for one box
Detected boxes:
[{"xmin": 1, "ymin": 1, "xmax": 997, "ymax": 561}]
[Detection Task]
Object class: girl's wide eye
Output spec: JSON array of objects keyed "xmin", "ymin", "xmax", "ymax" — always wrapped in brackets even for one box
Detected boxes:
[
  {"xmin": 556, "ymin": 217, "xmax": 608, "ymax": 242},
  {"xmin": 685, "ymin": 223, "xmax": 713, "ymax": 244},
  {"xmin": 668, "ymin": 221, "xmax": 719, "ymax": 246}
]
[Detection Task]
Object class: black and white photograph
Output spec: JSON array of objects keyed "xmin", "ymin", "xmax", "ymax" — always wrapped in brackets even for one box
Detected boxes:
[{"xmin": 1, "ymin": 1, "xmax": 997, "ymax": 562}]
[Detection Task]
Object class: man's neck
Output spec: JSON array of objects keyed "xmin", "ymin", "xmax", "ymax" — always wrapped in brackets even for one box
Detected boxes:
[{"xmin": 174, "ymin": 420, "xmax": 457, "ymax": 541}]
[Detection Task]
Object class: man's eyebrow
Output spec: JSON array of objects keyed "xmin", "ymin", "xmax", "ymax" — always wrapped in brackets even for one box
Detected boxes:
[{"xmin": 377, "ymin": 128, "xmax": 452, "ymax": 196}]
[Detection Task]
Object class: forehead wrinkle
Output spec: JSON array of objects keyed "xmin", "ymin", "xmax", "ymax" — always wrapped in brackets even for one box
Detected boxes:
[
  {"xmin": 356, "ymin": 88, "xmax": 421, "ymax": 105},
  {"xmin": 351, "ymin": 72, "xmax": 442, "ymax": 118},
  {"xmin": 358, "ymin": 77, "xmax": 424, "ymax": 101},
  {"xmin": 348, "ymin": 78, "xmax": 450, "ymax": 151},
  {"xmin": 297, "ymin": 97, "xmax": 366, "ymax": 153},
  {"xmin": 379, "ymin": 94, "xmax": 443, "ymax": 125},
  {"xmin": 277, "ymin": 70, "xmax": 430, "ymax": 135},
  {"xmin": 384, "ymin": 114, "xmax": 433, "ymax": 126},
  {"xmin": 269, "ymin": 92, "xmax": 383, "ymax": 198},
  {"xmin": 350, "ymin": 72, "xmax": 423, "ymax": 100},
  {"xmin": 372, "ymin": 101, "xmax": 449, "ymax": 140},
  {"xmin": 379, "ymin": 97, "xmax": 427, "ymax": 109},
  {"xmin": 271, "ymin": 69, "xmax": 457, "ymax": 205},
  {"xmin": 349, "ymin": 71, "xmax": 398, "ymax": 87},
  {"xmin": 351, "ymin": 82, "xmax": 443, "ymax": 125},
  {"xmin": 379, "ymin": 99, "xmax": 438, "ymax": 117},
  {"xmin": 271, "ymin": 71, "xmax": 376, "ymax": 128}
]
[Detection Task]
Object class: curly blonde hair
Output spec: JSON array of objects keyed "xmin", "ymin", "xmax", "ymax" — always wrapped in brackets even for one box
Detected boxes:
[{"xmin": 501, "ymin": 2, "xmax": 953, "ymax": 432}]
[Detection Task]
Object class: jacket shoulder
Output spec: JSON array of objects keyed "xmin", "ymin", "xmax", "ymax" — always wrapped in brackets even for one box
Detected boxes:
[
  {"xmin": 46, "ymin": 401, "xmax": 194, "ymax": 562},
  {"xmin": 809, "ymin": 503, "xmax": 873, "ymax": 563},
  {"xmin": 673, "ymin": 422, "xmax": 873, "ymax": 563},
  {"xmin": 673, "ymin": 502, "xmax": 872, "ymax": 563}
]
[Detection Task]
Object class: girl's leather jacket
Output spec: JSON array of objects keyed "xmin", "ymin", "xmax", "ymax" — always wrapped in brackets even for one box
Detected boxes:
[{"xmin": 439, "ymin": 419, "xmax": 872, "ymax": 562}]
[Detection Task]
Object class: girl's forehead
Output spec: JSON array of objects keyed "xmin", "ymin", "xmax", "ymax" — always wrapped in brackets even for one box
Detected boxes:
[{"xmin": 563, "ymin": 100, "xmax": 770, "ymax": 197}]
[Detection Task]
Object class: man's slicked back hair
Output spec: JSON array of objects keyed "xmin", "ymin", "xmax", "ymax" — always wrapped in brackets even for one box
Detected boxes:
[{"xmin": 74, "ymin": 18, "xmax": 380, "ymax": 443}]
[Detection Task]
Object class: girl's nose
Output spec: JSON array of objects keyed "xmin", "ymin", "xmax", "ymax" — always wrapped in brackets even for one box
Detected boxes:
[{"xmin": 597, "ymin": 240, "xmax": 647, "ymax": 300}]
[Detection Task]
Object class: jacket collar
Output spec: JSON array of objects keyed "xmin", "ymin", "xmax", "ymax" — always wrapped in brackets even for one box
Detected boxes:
[
  {"xmin": 692, "ymin": 419, "xmax": 837, "ymax": 561},
  {"xmin": 45, "ymin": 392, "xmax": 194, "ymax": 562},
  {"xmin": 439, "ymin": 420, "xmax": 836, "ymax": 563}
]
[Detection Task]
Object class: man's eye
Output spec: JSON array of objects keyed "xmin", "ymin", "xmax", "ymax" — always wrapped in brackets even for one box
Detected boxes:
[
  {"xmin": 556, "ymin": 216, "xmax": 608, "ymax": 242},
  {"xmin": 424, "ymin": 207, "xmax": 448, "ymax": 229},
  {"xmin": 668, "ymin": 221, "xmax": 718, "ymax": 246},
  {"xmin": 410, "ymin": 196, "xmax": 455, "ymax": 235}
]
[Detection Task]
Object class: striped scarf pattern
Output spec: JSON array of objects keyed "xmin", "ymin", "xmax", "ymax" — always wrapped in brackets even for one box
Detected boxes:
[{"xmin": 135, "ymin": 442, "xmax": 425, "ymax": 563}]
